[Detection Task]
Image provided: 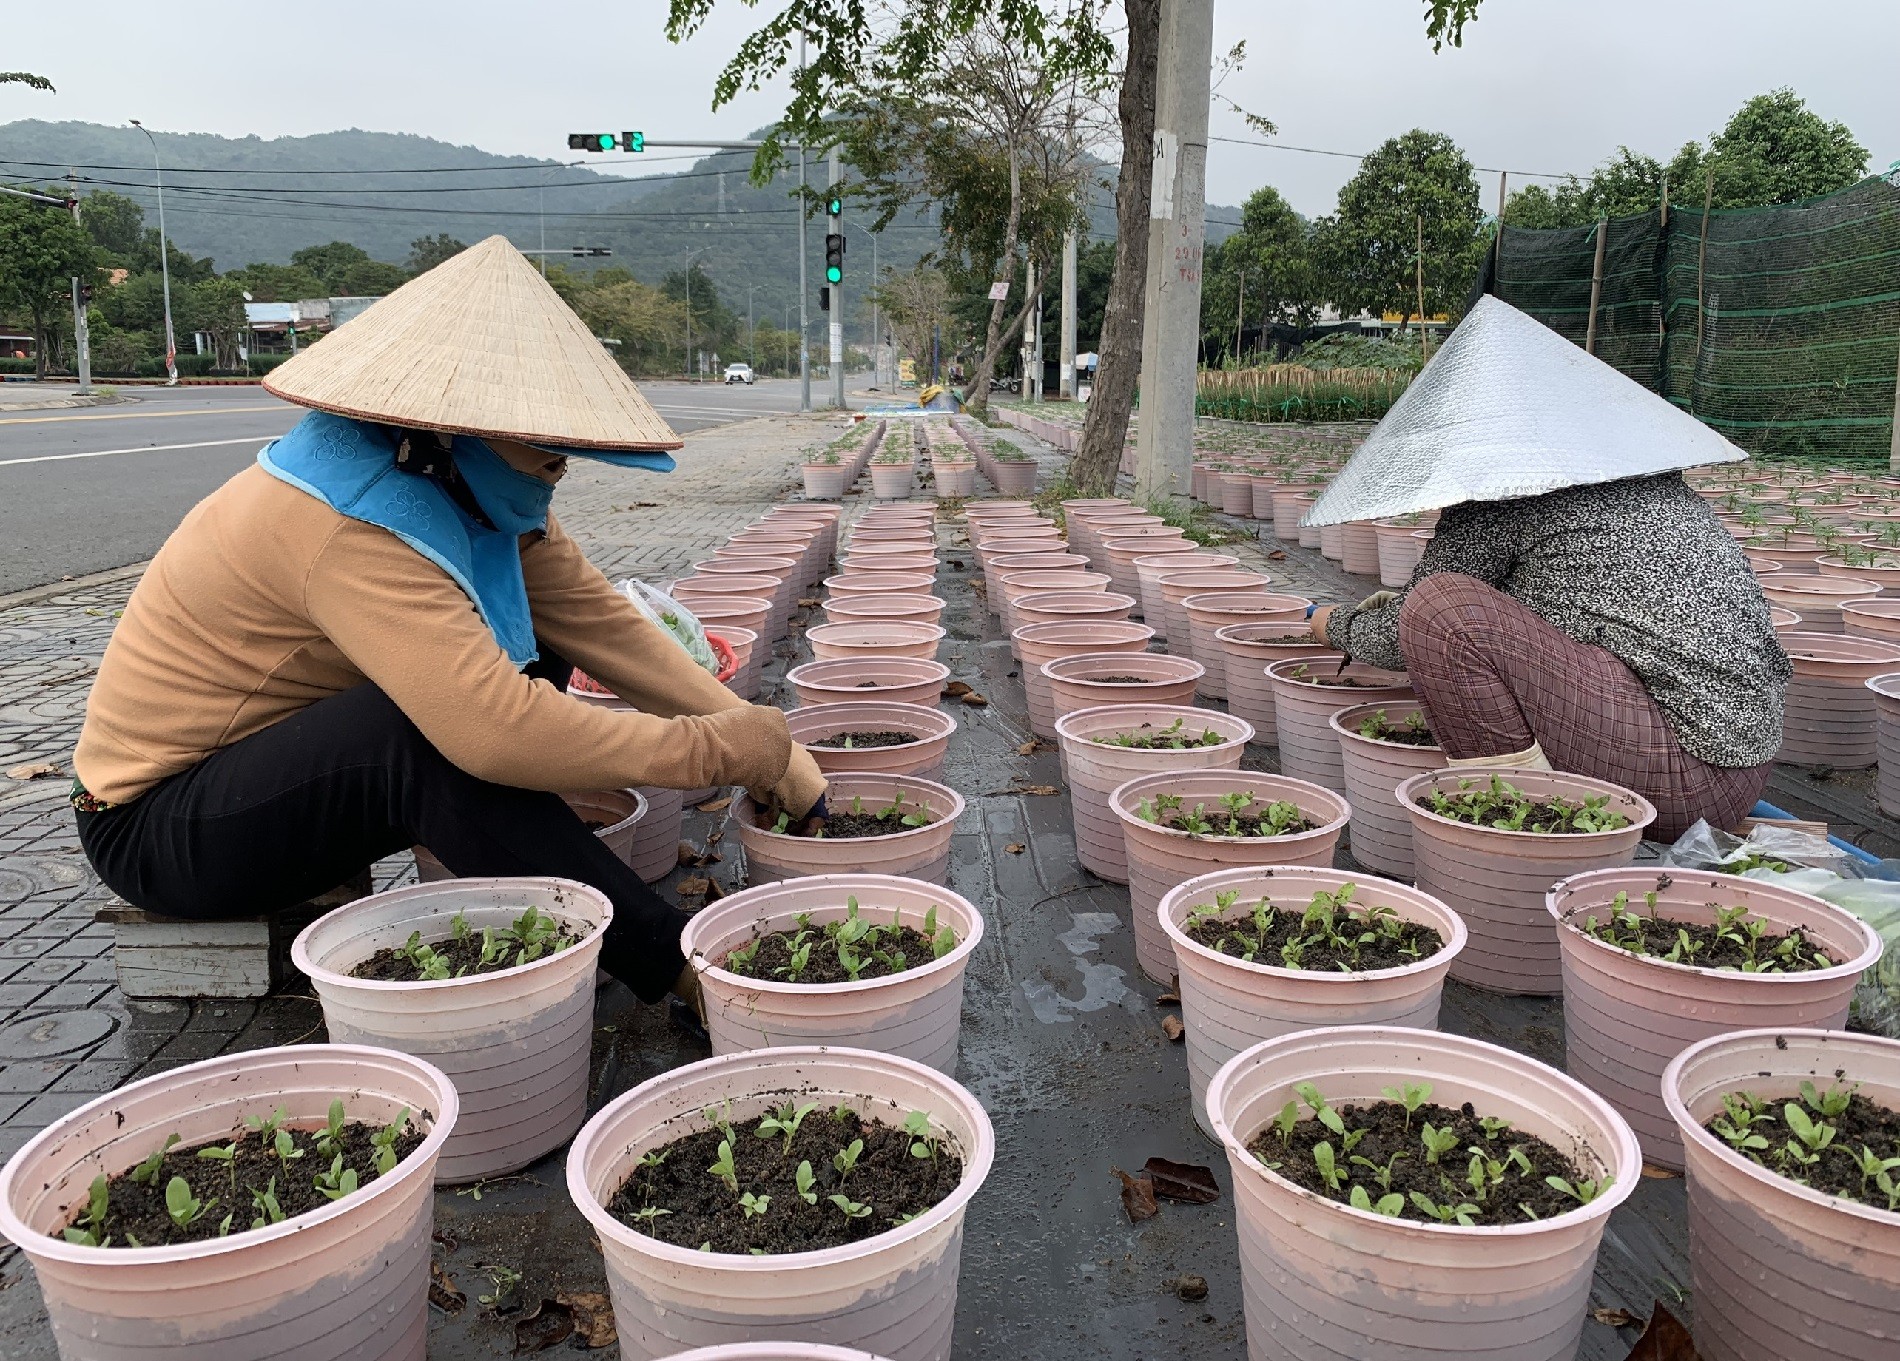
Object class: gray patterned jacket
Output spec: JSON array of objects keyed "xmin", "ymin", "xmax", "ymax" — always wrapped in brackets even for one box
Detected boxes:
[{"xmin": 1325, "ymin": 473, "xmax": 1790, "ymax": 768}]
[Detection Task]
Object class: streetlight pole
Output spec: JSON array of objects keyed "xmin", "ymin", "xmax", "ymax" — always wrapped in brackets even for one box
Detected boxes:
[
  {"xmin": 797, "ymin": 36, "xmax": 811, "ymax": 413},
  {"xmin": 745, "ymin": 283, "xmax": 759, "ymax": 371},
  {"xmin": 683, "ymin": 246, "xmax": 710, "ymax": 381},
  {"xmin": 129, "ymin": 120, "xmax": 178, "ymax": 386}
]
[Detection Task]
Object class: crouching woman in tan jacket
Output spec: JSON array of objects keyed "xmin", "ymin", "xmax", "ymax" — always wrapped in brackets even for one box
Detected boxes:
[{"xmin": 71, "ymin": 238, "xmax": 825, "ymax": 1005}]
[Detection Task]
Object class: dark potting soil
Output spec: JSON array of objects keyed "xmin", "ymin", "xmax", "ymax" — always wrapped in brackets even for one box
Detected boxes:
[
  {"xmin": 1182, "ymin": 898, "xmax": 1443, "ymax": 971},
  {"xmin": 609, "ymin": 1104, "xmax": 963, "ymax": 1253},
  {"xmin": 1290, "ymin": 674, "xmax": 1387, "ymax": 688},
  {"xmin": 810, "ymin": 729, "xmax": 921, "ymax": 750},
  {"xmin": 724, "ymin": 924, "xmax": 943, "ymax": 983},
  {"xmin": 1246, "ymin": 1096, "xmax": 1598, "ymax": 1226},
  {"xmin": 852, "ymin": 680, "xmax": 881, "ymax": 688},
  {"xmin": 348, "ymin": 910, "xmax": 580, "ymax": 982},
  {"xmin": 1703, "ymin": 1087, "xmax": 1900, "ymax": 1211},
  {"xmin": 1355, "ymin": 713, "xmax": 1438, "ymax": 748},
  {"xmin": 819, "ymin": 810, "xmax": 931, "ymax": 838},
  {"xmin": 1584, "ymin": 905, "xmax": 1839, "ymax": 973},
  {"xmin": 1086, "ymin": 675, "xmax": 1157, "ymax": 685},
  {"xmin": 55, "ymin": 1110, "xmax": 426, "ymax": 1248}
]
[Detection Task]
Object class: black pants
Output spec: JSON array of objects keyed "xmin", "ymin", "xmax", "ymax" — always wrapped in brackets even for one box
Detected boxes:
[{"xmin": 76, "ymin": 662, "xmax": 690, "ymax": 1003}]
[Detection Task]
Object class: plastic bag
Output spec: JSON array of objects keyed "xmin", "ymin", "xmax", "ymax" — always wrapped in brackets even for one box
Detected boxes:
[
  {"xmin": 617, "ymin": 580, "xmax": 719, "ymax": 675},
  {"xmin": 1659, "ymin": 818, "xmax": 1849, "ymax": 874}
]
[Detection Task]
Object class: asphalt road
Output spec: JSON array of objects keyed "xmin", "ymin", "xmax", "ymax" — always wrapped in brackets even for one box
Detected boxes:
[{"xmin": 0, "ymin": 376, "xmax": 874, "ymax": 595}]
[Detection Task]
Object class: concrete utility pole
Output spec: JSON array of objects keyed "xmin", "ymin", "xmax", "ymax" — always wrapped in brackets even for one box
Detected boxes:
[
  {"xmin": 828, "ymin": 146, "xmax": 845, "ymax": 409},
  {"xmin": 67, "ymin": 179, "xmax": 92, "ymax": 395},
  {"xmin": 1131, "ymin": 0, "xmax": 1216, "ymax": 500},
  {"xmin": 1059, "ymin": 229, "xmax": 1078, "ymax": 399},
  {"xmin": 799, "ymin": 37, "xmax": 812, "ymax": 413},
  {"xmin": 129, "ymin": 120, "xmax": 178, "ymax": 386}
]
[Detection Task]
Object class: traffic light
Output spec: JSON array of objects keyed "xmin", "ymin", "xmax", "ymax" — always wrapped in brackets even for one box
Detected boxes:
[
  {"xmin": 568, "ymin": 133, "xmax": 618, "ymax": 152},
  {"xmin": 79, "ymin": 283, "xmax": 94, "ymax": 304},
  {"xmin": 824, "ymin": 233, "xmax": 845, "ymax": 285},
  {"xmin": 623, "ymin": 131, "xmax": 645, "ymax": 153},
  {"xmin": 819, "ymin": 286, "xmax": 831, "ymax": 312},
  {"xmin": 570, "ymin": 246, "xmax": 613, "ymax": 257}
]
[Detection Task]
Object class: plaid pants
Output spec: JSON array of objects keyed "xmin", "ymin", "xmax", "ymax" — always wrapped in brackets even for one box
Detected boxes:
[{"xmin": 1397, "ymin": 573, "xmax": 1770, "ymax": 840}]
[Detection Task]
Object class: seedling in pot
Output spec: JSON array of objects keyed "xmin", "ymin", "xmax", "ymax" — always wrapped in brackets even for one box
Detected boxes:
[
  {"xmin": 1420, "ymin": 776, "xmax": 1630, "ymax": 835},
  {"xmin": 1580, "ymin": 891, "xmax": 1835, "ymax": 973},
  {"xmin": 757, "ymin": 1100, "xmax": 819, "ymax": 1155}
]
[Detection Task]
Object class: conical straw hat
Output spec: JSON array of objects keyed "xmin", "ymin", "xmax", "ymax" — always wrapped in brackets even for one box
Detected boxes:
[
  {"xmin": 1302, "ymin": 295, "xmax": 1745, "ymax": 527},
  {"xmin": 264, "ymin": 235, "xmax": 682, "ymax": 451}
]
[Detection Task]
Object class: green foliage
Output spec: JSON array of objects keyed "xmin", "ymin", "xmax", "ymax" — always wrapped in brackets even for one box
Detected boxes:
[
  {"xmin": 0, "ymin": 190, "xmax": 96, "ymax": 375},
  {"xmin": 1313, "ymin": 129, "xmax": 1485, "ymax": 324},
  {"xmin": 337, "ymin": 259, "xmax": 409, "ymax": 297},
  {"xmin": 291, "ymin": 241, "xmax": 372, "ymax": 292},
  {"xmin": 406, "ymin": 234, "xmax": 468, "ymax": 274},
  {"xmin": 77, "ymin": 190, "xmax": 146, "ymax": 258},
  {"xmin": 230, "ymin": 262, "xmax": 327, "ymax": 303},
  {"xmin": 1199, "ymin": 186, "xmax": 1323, "ymax": 363}
]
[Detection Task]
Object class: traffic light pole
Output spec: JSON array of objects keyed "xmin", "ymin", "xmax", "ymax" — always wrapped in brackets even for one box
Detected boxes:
[
  {"xmin": 797, "ymin": 38, "xmax": 812, "ymax": 413},
  {"xmin": 829, "ymin": 147, "xmax": 844, "ymax": 410}
]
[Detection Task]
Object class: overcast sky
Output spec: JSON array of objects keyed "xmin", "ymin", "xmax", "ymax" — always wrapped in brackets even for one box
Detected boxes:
[{"xmin": 3, "ymin": 0, "xmax": 1894, "ymax": 217}]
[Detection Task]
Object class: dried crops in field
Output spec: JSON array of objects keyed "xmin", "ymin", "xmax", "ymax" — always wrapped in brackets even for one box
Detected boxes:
[{"xmin": 1195, "ymin": 366, "xmax": 1411, "ymax": 424}]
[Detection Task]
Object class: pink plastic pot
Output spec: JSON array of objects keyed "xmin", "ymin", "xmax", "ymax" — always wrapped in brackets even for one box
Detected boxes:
[
  {"xmin": 785, "ymin": 702, "xmax": 956, "ymax": 781},
  {"xmin": 1012, "ymin": 620, "xmax": 1155, "ymax": 740},
  {"xmin": 567, "ymin": 1047, "xmax": 994, "ymax": 1361},
  {"xmin": 802, "ymin": 464, "xmax": 848, "ymax": 500},
  {"xmin": 675, "ymin": 575, "xmax": 790, "ymax": 643},
  {"xmin": 988, "ymin": 459, "xmax": 1037, "ymax": 495},
  {"xmin": 806, "ymin": 621, "xmax": 946, "ymax": 663},
  {"xmin": 691, "ymin": 598, "xmax": 773, "ymax": 680},
  {"xmin": 1099, "ymin": 530, "xmax": 1192, "ymax": 597},
  {"xmin": 1132, "ymin": 552, "xmax": 1238, "ymax": 636},
  {"xmin": 1215, "ymin": 624, "xmax": 1340, "ymax": 739},
  {"xmin": 997, "ymin": 569, "xmax": 1110, "ymax": 638},
  {"xmin": 981, "ymin": 550, "xmax": 1084, "ymax": 614},
  {"xmin": 1319, "ymin": 522, "xmax": 1344, "ymax": 558},
  {"xmin": 1208, "ymin": 1027, "xmax": 1640, "ymax": 1361},
  {"xmin": 1181, "ymin": 593, "xmax": 1313, "ymax": 698},
  {"xmin": 1010, "ymin": 591, "xmax": 1137, "ymax": 646},
  {"xmin": 628, "ymin": 786, "xmax": 686, "ymax": 883},
  {"xmin": 822, "ymin": 573, "xmax": 935, "ymax": 601},
  {"xmin": 868, "ymin": 463, "xmax": 916, "ymax": 499},
  {"xmin": 1401, "ymin": 769, "xmax": 1656, "ymax": 995},
  {"xmin": 1842, "ymin": 597, "xmax": 1900, "ymax": 642},
  {"xmin": 819, "ymin": 595, "xmax": 947, "ymax": 630},
  {"xmin": 681, "ymin": 874, "xmax": 984, "ymax": 1072},
  {"xmin": 1330, "ymin": 701, "xmax": 1446, "ymax": 879},
  {"xmin": 1247, "ymin": 474, "xmax": 1279, "ymax": 519},
  {"xmin": 1664, "ymin": 1028, "xmax": 1900, "ymax": 1361},
  {"xmin": 1043, "ymin": 652, "xmax": 1204, "ymax": 729},
  {"xmin": 932, "ymin": 462, "xmax": 977, "ymax": 497},
  {"xmin": 1778, "ymin": 630, "xmax": 1900, "ymax": 767},
  {"xmin": 0, "ymin": 1045, "xmax": 458, "ymax": 1361},
  {"xmin": 1271, "ymin": 488, "xmax": 1320, "ymax": 541},
  {"xmin": 1549, "ymin": 866, "xmax": 1881, "ymax": 1169},
  {"xmin": 1156, "ymin": 570, "xmax": 1274, "ymax": 652},
  {"xmin": 1265, "ymin": 659, "xmax": 1413, "ymax": 792},
  {"xmin": 719, "ymin": 625, "xmax": 762, "ymax": 701},
  {"xmin": 1055, "ymin": 705, "xmax": 1252, "ymax": 883},
  {"xmin": 838, "ymin": 554, "xmax": 938, "ymax": 581},
  {"xmin": 1872, "ymin": 672, "xmax": 1900, "ymax": 816},
  {"xmin": 294, "ymin": 877, "xmax": 610, "ymax": 1183},
  {"xmin": 786, "ymin": 658, "xmax": 949, "ymax": 708},
  {"xmin": 1114, "ymin": 770, "xmax": 1349, "ymax": 983},
  {"xmin": 1817, "ymin": 555, "xmax": 1900, "ymax": 595},
  {"xmin": 1162, "ymin": 867, "xmax": 1465, "ymax": 1133},
  {"xmin": 1218, "ymin": 470, "xmax": 1256, "ymax": 516},
  {"xmin": 733, "ymin": 774, "xmax": 964, "ymax": 886},
  {"xmin": 1340, "ymin": 521, "xmax": 1381, "ymax": 576},
  {"xmin": 1374, "ymin": 520, "xmax": 1426, "ymax": 587},
  {"xmin": 1758, "ymin": 574, "xmax": 1879, "ymax": 631}
]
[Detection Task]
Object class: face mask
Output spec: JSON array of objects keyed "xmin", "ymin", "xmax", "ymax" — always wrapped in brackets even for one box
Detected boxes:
[{"xmin": 454, "ymin": 439, "xmax": 557, "ymax": 535}]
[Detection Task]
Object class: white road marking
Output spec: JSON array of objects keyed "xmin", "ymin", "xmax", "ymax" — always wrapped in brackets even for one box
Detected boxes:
[{"xmin": 0, "ymin": 436, "xmax": 277, "ymax": 469}]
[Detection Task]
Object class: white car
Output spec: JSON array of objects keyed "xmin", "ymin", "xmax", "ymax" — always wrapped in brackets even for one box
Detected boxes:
[{"xmin": 723, "ymin": 363, "xmax": 755, "ymax": 385}]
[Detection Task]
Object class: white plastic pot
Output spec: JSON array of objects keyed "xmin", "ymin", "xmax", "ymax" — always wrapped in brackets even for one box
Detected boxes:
[
  {"xmin": 1665, "ymin": 1028, "xmax": 1900, "ymax": 1361},
  {"xmin": 662, "ymin": 1347, "xmax": 892, "ymax": 1361},
  {"xmin": 680, "ymin": 874, "xmax": 984, "ymax": 1072},
  {"xmin": 1162, "ymin": 868, "xmax": 1465, "ymax": 1135},
  {"xmin": 0, "ymin": 1044, "xmax": 457, "ymax": 1361},
  {"xmin": 292, "ymin": 877, "xmax": 610, "ymax": 1183},
  {"xmin": 1549, "ymin": 866, "xmax": 1881, "ymax": 1169},
  {"xmin": 1329, "ymin": 701, "xmax": 1445, "ymax": 880},
  {"xmin": 567, "ymin": 1047, "xmax": 994, "ymax": 1361},
  {"xmin": 631, "ymin": 786, "xmax": 686, "ymax": 884},
  {"xmin": 1208, "ymin": 1027, "xmax": 1640, "ymax": 1361}
]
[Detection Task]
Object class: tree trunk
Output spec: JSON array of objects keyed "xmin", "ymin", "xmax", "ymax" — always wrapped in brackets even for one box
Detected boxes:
[
  {"xmin": 961, "ymin": 140, "xmax": 1026, "ymax": 417},
  {"xmin": 30, "ymin": 302, "xmax": 48, "ymax": 380},
  {"xmin": 1066, "ymin": 0, "xmax": 1160, "ymax": 494}
]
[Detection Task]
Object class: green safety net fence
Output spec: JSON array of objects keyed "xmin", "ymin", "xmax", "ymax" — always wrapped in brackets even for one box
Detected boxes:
[{"xmin": 1481, "ymin": 175, "xmax": 1900, "ymax": 461}]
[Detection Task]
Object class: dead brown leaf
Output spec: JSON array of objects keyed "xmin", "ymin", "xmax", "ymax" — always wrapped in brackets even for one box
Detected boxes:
[
  {"xmin": 1592, "ymin": 1306, "xmax": 1638, "ymax": 1328},
  {"xmin": 1111, "ymin": 1167, "xmax": 1159, "ymax": 1223},
  {"xmin": 677, "ymin": 843, "xmax": 722, "ymax": 868},
  {"xmin": 959, "ymin": 692, "xmax": 990, "ymax": 707},
  {"xmin": 619, "ymin": 501, "xmax": 661, "ymax": 510},
  {"xmin": 676, "ymin": 876, "xmax": 711, "ymax": 896},
  {"xmin": 707, "ymin": 828, "xmax": 724, "ymax": 845},
  {"xmin": 1639, "ymin": 1163, "xmax": 1682, "ymax": 1180},
  {"xmin": 428, "ymin": 1261, "xmax": 466, "ymax": 1314},
  {"xmin": 703, "ymin": 877, "xmax": 727, "ymax": 902},
  {"xmin": 1266, "ymin": 549, "xmax": 1287, "ymax": 561},
  {"xmin": 1160, "ymin": 1015, "xmax": 1185, "ymax": 1042},
  {"xmin": 798, "ymin": 597, "xmax": 822, "ymax": 608},
  {"xmin": 1173, "ymin": 1274, "xmax": 1209, "ymax": 1302},
  {"xmin": 944, "ymin": 680, "xmax": 974, "ymax": 698},
  {"xmin": 1015, "ymin": 784, "xmax": 1060, "ymax": 796},
  {"xmin": 5, "ymin": 762, "xmax": 60, "ymax": 781},
  {"xmin": 554, "ymin": 1291, "xmax": 617, "ymax": 1349},
  {"xmin": 696, "ymin": 795, "xmax": 733, "ymax": 814},
  {"xmin": 1143, "ymin": 1157, "xmax": 1220, "ymax": 1204},
  {"xmin": 1622, "ymin": 1305, "xmax": 1699, "ymax": 1360},
  {"xmin": 1156, "ymin": 991, "xmax": 1181, "ymax": 1006},
  {"xmin": 1004, "ymin": 842, "xmax": 1027, "ymax": 855},
  {"xmin": 1017, "ymin": 738, "xmax": 1046, "ymax": 756},
  {"xmin": 512, "ymin": 1299, "xmax": 574, "ymax": 1354}
]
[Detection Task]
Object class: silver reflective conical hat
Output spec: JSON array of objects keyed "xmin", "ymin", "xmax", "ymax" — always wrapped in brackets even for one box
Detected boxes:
[{"xmin": 1302, "ymin": 295, "xmax": 1746, "ymax": 528}]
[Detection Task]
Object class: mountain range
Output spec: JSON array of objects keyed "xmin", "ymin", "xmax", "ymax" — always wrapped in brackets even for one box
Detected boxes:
[{"xmin": 0, "ymin": 120, "xmax": 1239, "ymax": 325}]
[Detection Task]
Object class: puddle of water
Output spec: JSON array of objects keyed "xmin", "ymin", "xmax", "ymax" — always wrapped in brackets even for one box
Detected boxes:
[{"xmin": 1022, "ymin": 911, "xmax": 1134, "ymax": 1023}]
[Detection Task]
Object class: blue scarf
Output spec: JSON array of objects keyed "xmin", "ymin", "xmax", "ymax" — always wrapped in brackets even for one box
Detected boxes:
[{"xmin": 259, "ymin": 411, "xmax": 556, "ymax": 666}]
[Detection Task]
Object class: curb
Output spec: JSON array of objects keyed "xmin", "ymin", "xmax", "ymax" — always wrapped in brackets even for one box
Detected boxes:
[{"xmin": 0, "ymin": 560, "xmax": 150, "ymax": 612}]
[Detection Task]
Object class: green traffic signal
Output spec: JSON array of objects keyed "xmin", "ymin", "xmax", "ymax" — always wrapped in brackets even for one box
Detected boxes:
[
  {"xmin": 623, "ymin": 131, "xmax": 645, "ymax": 153},
  {"xmin": 826, "ymin": 195, "xmax": 843, "ymax": 216},
  {"xmin": 594, "ymin": 133, "xmax": 615, "ymax": 152},
  {"xmin": 826, "ymin": 265, "xmax": 843, "ymax": 283}
]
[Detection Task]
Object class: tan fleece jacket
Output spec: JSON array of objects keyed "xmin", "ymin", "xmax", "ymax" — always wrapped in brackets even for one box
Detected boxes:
[{"xmin": 75, "ymin": 464, "xmax": 827, "ymax": 812}]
